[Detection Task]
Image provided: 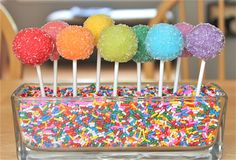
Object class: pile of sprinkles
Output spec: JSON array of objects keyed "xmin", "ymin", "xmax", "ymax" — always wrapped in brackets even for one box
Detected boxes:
[
  {"xmin": 18, "ymin": 83, "xmax": 221, "ymax": 97},
  {"xmin": 16, "ymin": 84, "xmax": 222, "ymax": 149}
]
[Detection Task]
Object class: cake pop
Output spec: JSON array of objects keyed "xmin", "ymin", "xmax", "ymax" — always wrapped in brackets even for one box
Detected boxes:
[
  {"xmin": 56, "ymin": 26, "xmax": 95, "ymax": 97},
  {"xmin": 175, "ymin": 22, "xmax": 194, "ymax": 57},
  {"xmin": 145, "ymin": 23, "xmax": 184, "ymax": 96},
  {"xmin": 84, "ymin": 14, "xmax": 114, "ymax": 92},
  {"xmin": 42, "ymin": 21, "xmax": 69, "ymax": 96},
  {"xmin": 13, "ymin": 28, "xmax": 54, "ymax": 97},
  {"xmin": 98, "ymin": 24, "xmax": 138, "ymax": 96},
  {"xmin": 173, "ymin": 22, "xmax": 194, "ymax": 93},
  {"xmin": 84, "ymin": 14, "xmax": 114, "ymax": 44},
  {"xmin": 132, "ymin": 25, "xmax": 152, "ymax": 92},
  {"xmin": 186, "ymin": 23, "xmax": 225, "ymax": 96}
]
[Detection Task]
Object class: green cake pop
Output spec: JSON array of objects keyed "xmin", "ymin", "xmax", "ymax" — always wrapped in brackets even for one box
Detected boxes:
[
  {"xmin": 98, "ymin": 24, "xmax": 137, "ymax": 63},
  {"xmin": 132, "ymin": 25, "xmax": 153, "ymax": 92},
  {"xmin": 98, "ymin": 24, "xmax": 138, "ymax": 96},
  {"xmin": 132, "ymin": 25, "xmax": 152, "ymax": 63}
]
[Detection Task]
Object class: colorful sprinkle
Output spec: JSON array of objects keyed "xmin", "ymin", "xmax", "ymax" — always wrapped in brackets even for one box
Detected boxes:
[{"xmin": 15, "ymin": 84, "xmax": 222, "ymax": 149}]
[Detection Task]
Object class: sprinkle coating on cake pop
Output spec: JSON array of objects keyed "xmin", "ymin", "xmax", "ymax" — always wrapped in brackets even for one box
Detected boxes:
[
  {"xmin": 13, "ymin": 28, "xmax": 54, "ymax": 65},
  {"xmin": 175, "ymin": 22, "xmax": 194, "ymax": 57},
  {"xmin": 84, "ymin": 14, "xmax": 114, "ymax": 45},
  {"xmin": 42, "ymin": 21, "xmax": 69, "ymax": 60},
  {"xmin": 132, "ymin": 25, "xmax": 153, "ymax": 63},
  {"xmin": 186, "ymin": 23, "xmax": 225, "ymax": 61},
  {"xmin": 98, "ymin": 24, "xmax": 138, "ymax": 63},
  {"xmin": 145, "ymin": 23, "xmax": 184, "ymax": 61},
  {"xmin": 56, "ymin": 26, "xmax": 95, "ymax": 60}
]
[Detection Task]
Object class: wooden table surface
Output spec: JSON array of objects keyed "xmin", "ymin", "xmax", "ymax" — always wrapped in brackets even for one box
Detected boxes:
[{"xmin": 1, "ymin": 80, "xmax": 236, "ymax": 160}]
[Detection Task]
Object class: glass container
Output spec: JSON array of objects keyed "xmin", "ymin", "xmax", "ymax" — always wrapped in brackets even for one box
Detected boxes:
[{"xmin": 11, "ymin": 83, "xmax": 227, "ymax": 160}]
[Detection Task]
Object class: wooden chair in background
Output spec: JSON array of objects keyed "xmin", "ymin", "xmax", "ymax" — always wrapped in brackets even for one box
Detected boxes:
[
  {"xmin": 0, "ymin": 4, "xmax": 22, "ymax": 79},
  {"xmin": 143, "ymin": 0, "xmax": 225, "ymax": 81}
]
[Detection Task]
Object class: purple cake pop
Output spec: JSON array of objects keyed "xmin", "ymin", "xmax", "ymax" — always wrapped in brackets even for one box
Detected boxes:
[
  {"xmin": 175, "ymin": 22, "xmax": 194, "ymax": 57},
  {"xmin": 186, "ymin": 23, "xmax": 225, "ymax": 61}
]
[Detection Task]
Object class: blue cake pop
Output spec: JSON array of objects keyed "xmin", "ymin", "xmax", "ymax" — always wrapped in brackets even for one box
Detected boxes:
[{"xmin": 145, "ymin": 23, "xmax": 184, "ymax": 61}]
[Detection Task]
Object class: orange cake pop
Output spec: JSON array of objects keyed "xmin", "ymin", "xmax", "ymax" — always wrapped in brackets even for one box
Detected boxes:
[
  {"xmin": 56, "ymin": 26, "xmax": 94, "ymax": 60},
  {"xmin": 56, "ymin": 26, "xmax": 94, "ymax": 97}
]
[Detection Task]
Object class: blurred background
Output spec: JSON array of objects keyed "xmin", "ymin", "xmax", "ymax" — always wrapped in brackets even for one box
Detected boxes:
[{"xmin": 1, "ymin": 0, "xmax": 236, "ymax": 83}]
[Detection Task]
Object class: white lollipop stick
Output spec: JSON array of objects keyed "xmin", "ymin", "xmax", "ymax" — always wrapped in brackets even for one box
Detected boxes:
[
  {"xmin": 96, "ymin": 53, "xmax": 101, "ymax": 92},
  {"xmin": 72, "ymin": 60, "xmax": 77, "ymax": 97},
  {"xmin": 113, "ymin": 62, "xmax": 119, "ymax": 96},
  {"xmin": 173, "ymin": 57, "xmax": 181, "ymax": 93},
  {"xmin": 158, "ymin": 60, "xmax": 164, "ymax": 97},
  {"xmin": 137, "ymin": 62, "xmax": 141, "ymax": 92},
  {"xmin": 53, "ymin": 60, "xmax": 58, "ymax": 96},
  {"xmin": 35, "ymin": 65, "xmax": 45, "ymax": 97},
  {"xmin": 196, "ymin": 60, "xmax": 206, "ymax": 96}
]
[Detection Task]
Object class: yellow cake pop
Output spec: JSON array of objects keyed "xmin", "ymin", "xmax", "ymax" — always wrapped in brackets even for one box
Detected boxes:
[
  {"xmin": 84, "ymin": 14, "xmax": 114, "ymax": 92},
  {"xmin": 84, "ymin": 14, "xmax": 114, "ymax": 44}
]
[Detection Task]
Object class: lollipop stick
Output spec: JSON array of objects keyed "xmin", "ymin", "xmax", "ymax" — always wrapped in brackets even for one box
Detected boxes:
[
  {"xmin": 53, "ymin": 60, "xmax": 58, "ymax": 96},
  {"xmin": 158, "ymin": 60, "xmax": 164, "ymax": 97},
  {"xmin": 173, "ymin": 57, "xmax": 181, "ymax": 93},
  {"xmin": 196, "ymin": 60, "xmax": 206, "ymax": 96},
  {"xmin": 72, "ymin": 60, "xmax": 77, "ymax": 97},
  {"xmin": 137, "ymin": 62, "xmax": 141, "ymax": 92},
  {"xmin": 35, "ymin": 65, "xmax": 45, "ymax": 97},
  {"xmin": 96, "ymin": 53, "xmax": 101, "ymax": 92},
  {"xmin": 113, "ymin": 62, "xmax": 119, "ymax": 96}
]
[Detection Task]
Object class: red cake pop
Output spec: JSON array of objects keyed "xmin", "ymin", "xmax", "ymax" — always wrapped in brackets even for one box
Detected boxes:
[
  {"xmin": 13, "ymin": 28, "xmax": 54, "ymax": 97},
  {"xmin": 42, "ymin": 21, "xmax": 69, "ymax": 60},
  {"xmin": 13, "ymin": 28, "xmax": 53, "ymax": 65},
  {"xmin": 42, "ymin": 21, "xmax": 69, "ymax": 96}
]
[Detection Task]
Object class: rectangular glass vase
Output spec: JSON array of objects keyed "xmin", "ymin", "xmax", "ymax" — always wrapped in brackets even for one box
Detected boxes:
[{"xmin": 11, "ymin": 83, "xmax": 227, "ymax": 160}]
